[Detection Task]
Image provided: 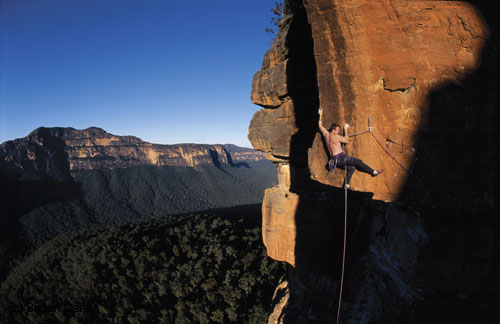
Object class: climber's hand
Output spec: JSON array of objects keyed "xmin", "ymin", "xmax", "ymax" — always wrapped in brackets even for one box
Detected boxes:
[{"xmin": 344, "ymin": 123, "xmax": 350, "ymax": 129}]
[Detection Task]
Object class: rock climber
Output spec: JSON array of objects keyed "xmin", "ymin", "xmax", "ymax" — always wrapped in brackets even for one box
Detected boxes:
[{"xmin": 318, "ymin": 108, "xmax": 384, "ymax": 189}]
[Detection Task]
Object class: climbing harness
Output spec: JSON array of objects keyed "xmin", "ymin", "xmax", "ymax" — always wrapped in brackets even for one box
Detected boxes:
[
  {"xmin": 327, "ymin": 152, "xmax": 346, "ymax": 175},
  {"xmin": 334, "ymin": 118, "xmax": 410, "ymax": 324}
]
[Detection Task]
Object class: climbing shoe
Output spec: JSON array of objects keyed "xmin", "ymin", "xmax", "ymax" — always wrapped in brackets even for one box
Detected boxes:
[{"xmin": 372, "ymin": 169, "xmax": 385, "ymax": 177}]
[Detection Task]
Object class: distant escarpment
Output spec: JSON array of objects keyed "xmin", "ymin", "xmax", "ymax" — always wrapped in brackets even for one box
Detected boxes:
[
  {"xmin": 0, "ymin": 127, "xmax": 276, "ymax": 283},
  {"xmin": 0, "ymin": 126, "xmax": 265, "ymax": 179},
  {"xmin": 249, "ymin": 0, "xmax": 494, "ymax": 323}
]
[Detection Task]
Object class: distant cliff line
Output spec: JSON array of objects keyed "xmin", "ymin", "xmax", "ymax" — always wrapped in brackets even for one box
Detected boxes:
[{"xmin": 0, "ymin": 127, "xmax": 266, "ymax": 177}]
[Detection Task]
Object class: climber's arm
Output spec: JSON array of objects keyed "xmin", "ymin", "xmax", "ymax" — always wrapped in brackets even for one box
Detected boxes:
[
  {"xmin": 338, "ymin": 135, "xmax": 350, "ymax": 144},
  {"xmin": 318, "ymin": 108, "xmax": 329, "ymax": 138},
  {"xmin": 339, "ymin": 123, "xmax": 350, "ymax": 144}
]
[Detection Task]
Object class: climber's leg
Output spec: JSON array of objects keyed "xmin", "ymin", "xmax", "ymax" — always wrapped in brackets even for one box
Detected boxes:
[{"xmin": 345, "ymin": 156, "xmax": 374, "ymax": 175}]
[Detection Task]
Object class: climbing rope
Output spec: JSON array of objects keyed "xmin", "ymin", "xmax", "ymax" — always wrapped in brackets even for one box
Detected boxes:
[
  {"xmin": 338, "ymin": 119, "xmax": 411, "ymax": 173},
  {"xmin": 333, "ymin": 118, "xmax": 410, "ymax": 324},
  {"xmin": 368, "ymin": 128, "xmax": 410, "ymax": 172},
  {"xmin": 336, "ymin": 172, "xmax": 348, "ymax": 324},
  {"xmin": 336, "ymin": 135, "xmax": 349, "ymax": 324}
]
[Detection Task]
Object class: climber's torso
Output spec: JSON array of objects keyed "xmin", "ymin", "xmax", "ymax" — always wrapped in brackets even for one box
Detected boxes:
[{"xmin": 325, "ymin": 131, "xmax": 347, "ymax": 157}]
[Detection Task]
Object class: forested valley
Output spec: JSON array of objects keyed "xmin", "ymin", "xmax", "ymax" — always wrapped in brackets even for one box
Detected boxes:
[
  {"xmin": 1, "ymin": 206, "xmax": 285, "ymax": 323},
  {"xmin": 1, "ymin": 160, "xmax": 276, "ymax": 282}
]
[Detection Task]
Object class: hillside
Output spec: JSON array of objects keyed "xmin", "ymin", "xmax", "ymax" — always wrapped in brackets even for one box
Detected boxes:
[
  {"xmin": 0, "ymin": 205, "xmax": 286, "ymax": 324},
  {"xmin": 18, "ymin": 163, "xmax": 276, "ymax": 246},
  {"xmin": 0, "ymin": 127, "xmax": 277, "ymax": 282}
]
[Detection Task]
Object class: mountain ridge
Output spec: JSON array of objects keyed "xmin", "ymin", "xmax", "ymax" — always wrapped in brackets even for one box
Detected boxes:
[{"xmin": 0, "ymin": 126, "xmax": 265, "ymax": 180}]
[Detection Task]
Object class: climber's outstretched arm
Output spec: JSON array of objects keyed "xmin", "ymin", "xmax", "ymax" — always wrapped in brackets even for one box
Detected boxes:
[{"xmin": 318, "ymin": 108, "xmax": 329, "ymax": 138}]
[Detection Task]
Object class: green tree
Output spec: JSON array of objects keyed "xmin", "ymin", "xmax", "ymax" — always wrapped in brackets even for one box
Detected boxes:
[{"xmin": 266, "ymin": 1, "xmax": 285, "ymax": 36}]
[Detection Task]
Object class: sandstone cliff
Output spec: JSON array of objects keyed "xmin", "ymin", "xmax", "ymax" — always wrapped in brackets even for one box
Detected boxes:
[
  {"xmin": 0, "ymin": 127, "xmax": 265, "ymax": 179},
  {"xmin": 249, "ymin": 0, "xmax": 495, "ymax": 323}
]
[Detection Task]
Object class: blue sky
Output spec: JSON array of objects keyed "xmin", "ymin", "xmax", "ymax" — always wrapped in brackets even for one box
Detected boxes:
[{"xmin": 0, "ymin": 0, "xmax": 278, "ymax": 147}]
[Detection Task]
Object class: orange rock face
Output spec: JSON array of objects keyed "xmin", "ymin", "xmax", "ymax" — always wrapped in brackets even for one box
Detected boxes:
[
  {"xmin": 306, "ymin": 0, "xmax": 488, "ymax": 200},
  {"xmin": 249, "ymin": 0, "xmax": 488, "ymax": 266},
  {"xmin": 261, "ymin": 186, "xmax": 299, "ymax": 265}
]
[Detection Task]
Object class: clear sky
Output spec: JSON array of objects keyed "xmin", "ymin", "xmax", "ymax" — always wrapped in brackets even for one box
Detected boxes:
[{"xmin": 0, "ymin": 0, "xmax": 278, "ymax": 147}]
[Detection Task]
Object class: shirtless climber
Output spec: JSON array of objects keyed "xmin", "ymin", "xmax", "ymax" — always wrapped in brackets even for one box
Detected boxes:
[{"xmin": 318, "ymin": 108, "xmax": 384, "ymax": 189}]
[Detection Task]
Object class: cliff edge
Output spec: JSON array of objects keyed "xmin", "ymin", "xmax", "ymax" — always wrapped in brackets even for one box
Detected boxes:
[{"xmin": 249, "ymin": 0, "xmax": 495, "ymax": 323}]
